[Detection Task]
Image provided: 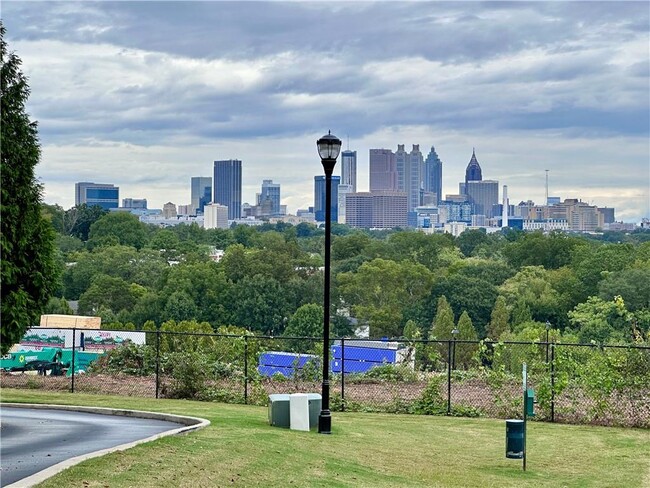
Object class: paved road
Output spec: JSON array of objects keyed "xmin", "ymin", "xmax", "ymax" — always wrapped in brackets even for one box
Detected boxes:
[{"xmin": 0, "ymin": 407, "xmax": 182, "ymax": 486}]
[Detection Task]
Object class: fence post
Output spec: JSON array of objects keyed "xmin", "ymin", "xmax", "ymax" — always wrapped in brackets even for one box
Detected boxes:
[
  {"xmin": 244, "ymin": 336, "xmax": 249, "ymax": 405},
  {"xmin": 155, "ymin": 329, "xmax": 160, "ymax": 399},
  {"xmin": 447, "ymin": 340, "xmax": 452, "ymax": 415},
  {"xmin": 550, "ymin": 343, "xmax": 555, "ymax": 423},
  {"xmin": 70, "ymin": 327, "xmax": 76, "ymax": 393},
  {"xmin": 341, "ymin": 338, "xmax": 345, "ymax": 412}
]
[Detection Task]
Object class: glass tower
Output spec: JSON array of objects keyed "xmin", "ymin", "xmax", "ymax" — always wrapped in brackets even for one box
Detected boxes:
[{"xmin": 213, "ymin": 160, "xmax": 242, "ymax": 220}]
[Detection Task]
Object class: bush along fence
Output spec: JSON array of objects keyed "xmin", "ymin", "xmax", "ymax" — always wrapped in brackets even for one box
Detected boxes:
[{"xmin": 2, "ymin": 328, "xmax": 649, "ymax": 428}]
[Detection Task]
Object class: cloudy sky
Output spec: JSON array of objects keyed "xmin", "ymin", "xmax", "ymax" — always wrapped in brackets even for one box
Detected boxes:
[{"xmin": 4, "ymin": 1, "xmax": 649, "ymax": 222}]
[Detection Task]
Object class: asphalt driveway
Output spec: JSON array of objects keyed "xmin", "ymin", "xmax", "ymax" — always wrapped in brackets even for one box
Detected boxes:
[{"xmin": 0, "ymin": 406, "xmax": 184, "ymax": 486}]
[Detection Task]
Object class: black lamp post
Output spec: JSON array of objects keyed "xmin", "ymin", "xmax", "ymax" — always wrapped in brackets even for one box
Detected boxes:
[
  {"xmin": 451, "ymin": 327, "xmax": 460, "ymax": 370},
  {"xmin": 317, "ymin": 130, "xmax": 342, "ymax": 435}
]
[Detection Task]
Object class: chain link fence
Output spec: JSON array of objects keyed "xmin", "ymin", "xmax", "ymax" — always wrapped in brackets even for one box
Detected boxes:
[{"xmin": 2, "ymin": 328, "xmax": 648, "ymax": 428}]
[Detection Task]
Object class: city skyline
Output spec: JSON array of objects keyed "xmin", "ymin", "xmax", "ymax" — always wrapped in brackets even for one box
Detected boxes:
[{"xmin": 4, "ymin": 1, "xmax": 648, "ymax": 222}]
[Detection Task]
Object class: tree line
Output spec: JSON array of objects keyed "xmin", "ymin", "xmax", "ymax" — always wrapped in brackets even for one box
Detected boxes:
[{"xmin": 40, "ymin": 204, "xmax": 650, "ymax": 347}]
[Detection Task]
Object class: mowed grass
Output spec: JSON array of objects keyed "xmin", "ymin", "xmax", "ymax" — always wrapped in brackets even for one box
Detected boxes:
[{"xmin": 2, "ymin": 390, "xmax": 649, "ymax": 488}]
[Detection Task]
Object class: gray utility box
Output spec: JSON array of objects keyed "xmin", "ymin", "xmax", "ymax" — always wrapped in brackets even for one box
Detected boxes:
[{"xmin": 268, "ymin": 393, "xmax": 322, "ymax": 429}]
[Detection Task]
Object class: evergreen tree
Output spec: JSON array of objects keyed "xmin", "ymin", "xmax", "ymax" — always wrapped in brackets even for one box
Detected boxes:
[
  {"xmin": 487, "ymin": 295, "xmax": 510, "ymax": 340},
  {"xmin": 455, "ymin": 311, "xmax": 479, "ymax": 369},
  {"xmin": 430, "ymin": 295, "xmax": 455, "ymax": 363},
  {"xmin": 430, "ymin": 295, "xmax": 455, "ymax": 339},
  {"xmin": 1, "ymin": 25, "xmax": 58, "ymax": 353}
]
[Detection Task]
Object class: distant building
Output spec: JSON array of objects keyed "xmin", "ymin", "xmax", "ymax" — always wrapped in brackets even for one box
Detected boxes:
[
  {"xmin": 424, "ymin": 146, "xmax": 443, "ymax": 205},
  {"xmin": 523, "ymin": 219, "xmax": 570, "ymax": 232},
  {"xmin": 314, "ymin": 175, "xmax": 340, "ymax": 222},
  {"xmin": 260, "ymin": 179, "xmax": 282, "ymax": 216},
  {"xmin": 191, "ymin": 176, "xmax": 212, "ymax": 214},
  {"xmin": 372, "ymin": 191, "xmax": 408, "ymax": 229},
  {"xmin": 369, "ymin": 149, "xmax": 398, "ymax": 191},
  {"xmin": 549, "ymin": 199, "xmax": 604, "ymax": 232},
  {"xmin": 337, "ymin": 183, "xmax": 353, "ymax": 225},
  {"xmin": 177, "ymin": 204, "xmax": 192, "ymax": 216},
  {"xmin": 598, "ymin": 207, "xmax": 616, "ymax": 224},
  {"xmin": 438, "ymin": 200, "xmax": 472, "ymax": 223},
  {"xmin": 213, "ymin": 160, "xmax": 242, "ymax": 220},
  {"xmin": 204, "ymin": 203, "xmax": 229, "ymax": 229},
  {"xmin": 75, "ymin": 182, "xmax": 119, "ymax": 209},
  {"xmin": 464, "ymin": 149, "xmax": 483, "ymax": 189},
  {"xmin": 162, "ymin": 202, "xmax": 178, "ymax": 219},
  {"xmin": 345, "ymin": 191, "xmax": 408, "ymax": 229},
  {"xmin": 341, "ymin": 150, "xmax": 357, "ymax": 193},
  {"xmin": 395, "ymin": 144, "xmax": 424, "ymax": 212},
  {"xmin": 547, "ymin": 196, "xmax": 561, "ymax": 206},
  {"xmin": 122, "ymin": 198, "xmax": 147, "ymax": 209},
  {"xmin": 345, "ymin": 193, "xmax": 373, "ymax": 229},
  {"xmin": 466, "ymin": 180, "xmax": 499, "ymax": 218}
]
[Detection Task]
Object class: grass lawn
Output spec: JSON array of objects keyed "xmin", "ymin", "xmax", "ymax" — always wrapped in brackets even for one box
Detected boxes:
[{"xmin": 2, "ymin": 389, "xmax": 649, "ymax": 488}]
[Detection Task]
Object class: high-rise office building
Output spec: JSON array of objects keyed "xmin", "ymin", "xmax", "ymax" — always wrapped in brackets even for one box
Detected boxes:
[
  {"xmin": 341, "ymin": 150, "xmax": 357, "ymax": 193},
  {"xmin": 314, "ymin": 175, "xmax": 340, "ymax": 222},
  {"xmin": 369, "ymin": 149, "xmax": 398, "ymax": 191},
  {"xmin": 75, "ymin": 182, "xmax": 119, "ymax": 209},
  {"xmin": 260, "ymin": 179, "xmax": 281, "ymax": 215},
  {"xmin": 464, "ymin": 149, "xmax": 483, "ymax": 189},
  {"xmin": 191, "ymin": 177, "xmax": 212, "ymax": 214},
  {"xmin": 407, "ymin": 144, "xmax": 424, "ymax": 212},
  {"xmin": 395, "ymin": 144, "xmax": 424, "ymax": 212},
  {"xmin": 424, "ymin": 146, "xmax": 443, "ymax": 205},
  {"xmin": 395, "ymin": 144, "xmax": 407, "ymax": 192},
  {"xmin": 213, "ymin": 160, "xmax": 242, "ymax": 220},
  {"xmin": 466, "ymin": 180, "xmax": 499, "ymax": 218}
]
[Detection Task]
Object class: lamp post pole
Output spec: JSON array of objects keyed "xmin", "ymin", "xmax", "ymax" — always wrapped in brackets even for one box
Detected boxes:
[{"xmin": 317, "ymin": 131, "xmax": 341, "ymax": 435}]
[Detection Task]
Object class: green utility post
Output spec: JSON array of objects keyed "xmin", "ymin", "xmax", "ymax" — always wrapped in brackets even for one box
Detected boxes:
[
  {"xmin": 506, "ymin": 362, "xmax": 535, "ymax": 468},
  {"xmin": 523, "ymin": 362, "xmax": 527, "ymax": 471},
  {"xmin": 521, "ymin": 362, "xmax": 536, "ymax": 471}
]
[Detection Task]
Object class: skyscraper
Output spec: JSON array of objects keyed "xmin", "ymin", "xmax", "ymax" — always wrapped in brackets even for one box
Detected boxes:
[
  {"xmin": 260, "ymin": 179, "xmax": 281, "ymax": 215},
  {"xmin": 466, "ymin": 180, "xmax": 499, "ymax": 217},
  {"xmin": 369, "ymin": 149, "xmax": 397, "ymax": 191},
  {"xmin": 406, "ymin": 144, "xmax": 424, "ymax": 212},
  {"xmin": 213, "ymin": 160, "xmax": 242, "ymax": 220},
  {"xmin": 424, "ymin": 146, "xmax": 443, "ymax": 204},
  {"xmin": 75, "ymin": 182, "xmax": 119, "ymax": 209},
  {"xmin": 191, "ymin": 176, "xmax": 212, "ymax": 214},
  {"xmin": 314, "ymin": 175, "xmax": 340, "ymax": 223},
  {"xmin": 395, "ymin": 144, "xmax": 424, "ymax": 212},
  {"xmin": 464, "ymin": 149, "xmax": 483, "ymax": 189},
  {"xmin": 341, "ymin": 150, "xmax": 357, "ymax": 193}
]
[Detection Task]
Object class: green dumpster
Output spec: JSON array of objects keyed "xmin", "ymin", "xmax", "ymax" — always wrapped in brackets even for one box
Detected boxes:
[{"xmin": 506, "ymin": 419, "xmax": 524, "ymax": 459}]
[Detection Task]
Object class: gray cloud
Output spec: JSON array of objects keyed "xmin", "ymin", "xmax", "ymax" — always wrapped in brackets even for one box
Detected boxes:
[{"xmin": 2, "ymin": 1, "xmax": 648, "ymax": 221}]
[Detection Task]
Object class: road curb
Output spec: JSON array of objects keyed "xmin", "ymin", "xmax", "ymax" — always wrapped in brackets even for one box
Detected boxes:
[{"xmin": 1, "ymin": 402, "xmax": 210, "ymax": 488}]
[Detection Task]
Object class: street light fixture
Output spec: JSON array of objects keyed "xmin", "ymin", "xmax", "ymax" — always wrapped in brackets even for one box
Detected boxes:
[{"xmin": 316, "ymin": 130, "xmax": 342, "ymax": 435}]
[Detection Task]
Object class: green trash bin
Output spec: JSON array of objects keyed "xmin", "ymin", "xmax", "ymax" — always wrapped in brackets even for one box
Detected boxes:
[
  {"xmin": 307, "ymin": 393, "xmax": 322, "ymax": 430},
  {"xmin": 506, "ymin": 419, "xmax": 524, "ymax": 459}
]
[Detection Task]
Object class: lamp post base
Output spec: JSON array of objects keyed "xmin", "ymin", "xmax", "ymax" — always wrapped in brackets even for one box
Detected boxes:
[{"xmin": 318, "ymin": 410, "xmax": 331, "ymax": 434}]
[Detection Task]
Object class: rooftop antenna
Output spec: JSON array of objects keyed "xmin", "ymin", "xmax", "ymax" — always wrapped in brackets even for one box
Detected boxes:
[
  {"xmin": 347, "ymin": 134, "xmax": 350, "ymax": 151},
  {"xmin": 545, "ymin": 169, "xmax": 549, "ymax": 206}
]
